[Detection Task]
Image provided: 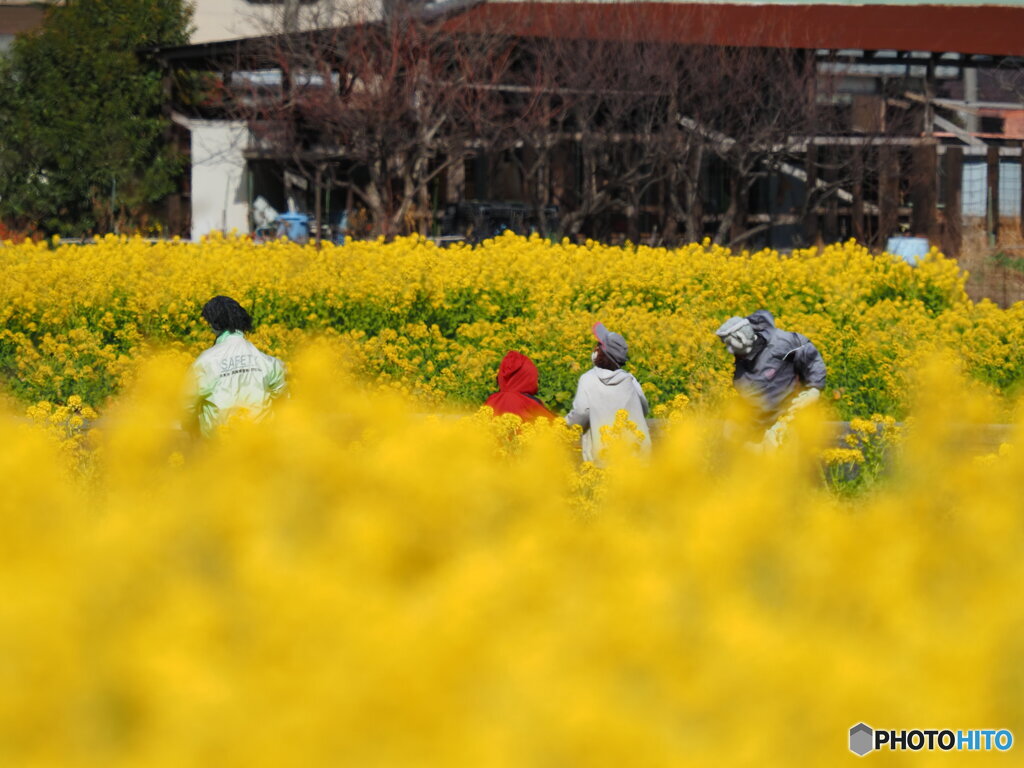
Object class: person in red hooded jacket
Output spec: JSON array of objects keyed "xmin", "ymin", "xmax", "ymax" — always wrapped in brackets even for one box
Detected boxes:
[{"xmin": 485, "ymin": 350, "xmax": 557, "ymax": 421}]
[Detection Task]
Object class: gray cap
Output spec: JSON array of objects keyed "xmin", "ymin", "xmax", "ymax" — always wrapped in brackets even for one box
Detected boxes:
[
  {"xmin": 715, "ymin": 316, "xmax": 750, "ymax": 338},
  {"xmin": 592, "ymin": 322, "xmax": 628, "ymax": 365}
]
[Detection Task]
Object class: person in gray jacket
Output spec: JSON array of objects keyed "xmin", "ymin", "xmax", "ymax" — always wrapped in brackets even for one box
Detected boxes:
[
  {"xmin": 566, "ymin": 323, "xmax": 651, "ymax": 465},
  {"xmin": 715, "ymin": 309, "xmax": 826, "ymax": 447}
]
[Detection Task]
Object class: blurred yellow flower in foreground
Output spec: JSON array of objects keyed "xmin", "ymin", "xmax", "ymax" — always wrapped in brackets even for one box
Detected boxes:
[{"xmin": 1, "ymin": 346, "xmax": 1021, "ymax": 765}]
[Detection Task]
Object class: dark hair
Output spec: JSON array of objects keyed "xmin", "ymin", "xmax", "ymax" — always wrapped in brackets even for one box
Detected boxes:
[
  {"xmin": 201, "ymin": 295, "xmax": 253, "ymax": 333},
  {"xmin": 593, "ymin": 344, "xmax": 619, "ymax": 371}
]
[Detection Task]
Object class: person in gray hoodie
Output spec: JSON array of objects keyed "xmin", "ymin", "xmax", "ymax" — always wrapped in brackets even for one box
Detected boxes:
[
  {"xmin": 566, "ymin": 323, "xmax": 651, "ymax": 464},
  {"xmin": 715, "ymin": 309, "xmax": 826, "ymax": 447}
]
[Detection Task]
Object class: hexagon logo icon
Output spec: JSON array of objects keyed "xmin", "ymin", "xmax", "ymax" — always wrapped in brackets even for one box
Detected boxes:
[{"xmin": 850, "ymin": 723, "xmax": 874, "ymax": 756}]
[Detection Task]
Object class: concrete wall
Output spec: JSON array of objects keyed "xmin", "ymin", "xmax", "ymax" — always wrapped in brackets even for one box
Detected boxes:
[{"xmin": 190, "ymin": 120, "xmax": 250, "ymax": 240}]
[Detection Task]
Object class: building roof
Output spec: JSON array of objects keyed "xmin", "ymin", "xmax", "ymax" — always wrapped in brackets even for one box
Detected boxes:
[
  {"xmin": 0, "ymin": 3, "xmax": 46, "ymax": 36},
  {"xmin": 147, "ymin": 1, "xmax": 1024, "ymax": 71},
  {"xmin": 445, "ymin": 2, "xmax": 1024, "ymax": 60}
]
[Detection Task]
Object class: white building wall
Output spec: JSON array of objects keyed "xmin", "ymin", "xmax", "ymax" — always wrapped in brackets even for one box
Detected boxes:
[
  {"xmin": 191, "ymin": 0, "xmax": 280, "ymax": 43},
  {"xmin": 190, "ymin": 0, "xmax": 379, "ymax": 44},
  {"xmin": 190, "ymin": 120, "xmax": 250, "ymax": 240}
]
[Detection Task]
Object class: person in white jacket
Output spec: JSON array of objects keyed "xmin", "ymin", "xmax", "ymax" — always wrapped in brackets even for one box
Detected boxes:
[
  {"xmin": 188, "ymin": 295, "xmax": 286, "ymax": 436},
  {"xmin": 565, "ymin": 322, "xmax": 651, "ymax": 465}
]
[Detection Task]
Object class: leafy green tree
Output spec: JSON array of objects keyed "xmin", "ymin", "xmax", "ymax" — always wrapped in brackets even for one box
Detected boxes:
[{"xmin": 0, "ymin": 0, "xmax": 192, "ymax": 236}]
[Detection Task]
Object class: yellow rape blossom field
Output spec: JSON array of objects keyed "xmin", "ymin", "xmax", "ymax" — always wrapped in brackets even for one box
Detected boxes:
[
  {"xmin": 3, "ymin": 234, "xmax": 1024, "ymax": 764},
  {"xmin": 4, "ymin": 231, "xmax": 1024, "ymax": 417}
]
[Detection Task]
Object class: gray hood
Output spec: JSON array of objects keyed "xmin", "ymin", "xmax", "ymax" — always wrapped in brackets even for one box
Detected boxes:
[
  {"xmin": 594, "ymin": 367, "xmax": 634, "ymax": 386},
  {"xmin": 747, "ymin": 309, "xmax": 776, "ymax": 334}
]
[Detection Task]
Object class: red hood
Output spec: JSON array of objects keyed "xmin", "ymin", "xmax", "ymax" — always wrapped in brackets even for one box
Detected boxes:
[{"xmin": 496, "ymin": 350, "xmax": 539, "ymax": 395}]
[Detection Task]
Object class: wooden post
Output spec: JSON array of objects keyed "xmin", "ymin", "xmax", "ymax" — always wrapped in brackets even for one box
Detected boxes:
[
  {"xmin": 910, "ymin": 143, "xmax": 938, "ymax": 240},
  {"xmin": 924, "ymin": 57, "xmax": 936, "ymax": 137},
  {"xmin": 474, "ymin": 154, "xmax": 490, "ymax": 201},
  {"xmin": 160, "ymin": 69, "xmax": 186, "ymax": 237},
  {"xmin": 345, "ymin": 184, "xmax": 354, "ymax": 239},
  {"xmin": 803, "ymin": 144, "xmax": 819, "ymax": 245},
  {"xmin": 446, "ymin": 153, "xmax": 465, "ymax": 202},
  {"xmin": 987, "ymin": 145, "xmax": 1000, "ymax": 245},
  {"xmin": 878, "ymin": 144, "xmax": 900, "ymax": 244},
  {"xmin": 852, "ymin": 149, "xmax": 865, "ymax": 244},
  {"xmin": 1019, "ymin": 142, "xmax": 1024, "ymax": 240},
  {"xmin": 314, "ymin": 163, "xmax": 323, "ymax": 248},
  {"xmin": 730, "ymin": 170, "xmax": 747, "ymax": 247},
  {"xmin": 824, "ymin": 146, "xmax": 838, "ymax": 243},
  {"xmin": 942, "ymin": 147, "xmax": 963, "ymax": 258}
]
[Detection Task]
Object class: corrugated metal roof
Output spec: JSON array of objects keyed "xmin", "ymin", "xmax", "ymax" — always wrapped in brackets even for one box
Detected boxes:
[
  {"xmin": 446, "ymin": 2, "xmax": 1024, "ymax": 57},
  {"xmin": 490, "ymin": 0, "xmax": 1024, "ymax": 5}
]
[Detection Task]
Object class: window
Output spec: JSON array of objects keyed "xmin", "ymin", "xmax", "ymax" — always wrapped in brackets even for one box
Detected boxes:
[{"xmin": 980, "ymin": 116, "xmax": 1005, "ymax": 135}]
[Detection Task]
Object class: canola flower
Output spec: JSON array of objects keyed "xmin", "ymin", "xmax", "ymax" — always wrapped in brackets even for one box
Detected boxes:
[
  {"xmin": 1, "ymin": 346, "xmax": 1023, "ymax": 765},
  {"xmin": 822, "ymin": 446, "xmax": 865, "ymax": 465},
  {"xmin": 597, "ymin": 408, "xmax": 650, "ymax": 463},
  {"xmin": 823, "ymin": 413, "xmax": 904, "ymax": 493},
  {"xmin": 3, "ymin": 232, "xmax": 1024, "ymax": 419},
  {"xmin": 24, "ymin": 393, "xmax": 99, "ymax": 476}
]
